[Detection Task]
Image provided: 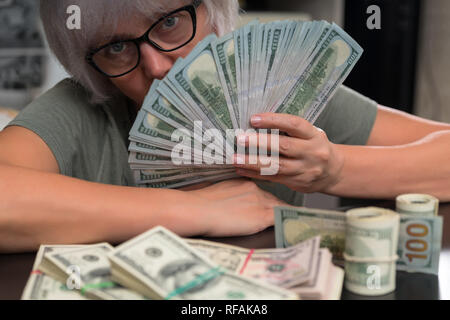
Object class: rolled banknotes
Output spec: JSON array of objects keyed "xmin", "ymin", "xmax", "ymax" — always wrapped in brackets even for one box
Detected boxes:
[
  {"xmin": 344, "ymin": 207, "xmax": 400, "ymax": 296},
  {"xmin": 274, "ymin": 205, "xmax": 443, "ymax": 274},
  {"xmin": 396, "ymin": 194, "xmax": 439, "ymax": 217}
]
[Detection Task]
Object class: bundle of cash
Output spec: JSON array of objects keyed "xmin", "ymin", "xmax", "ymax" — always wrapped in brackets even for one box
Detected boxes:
[
  {"xmin": 22, "ymin": 245, "xmax": 88, "ymax": 300},
  {"xmin": 128, "ymin": 20, "xmax": 363, "ymax": 188},
  {"xmin": 35, "ymin": 243, "xmax": 146, "ymax": 300},
  {"xmin": 22, "ymin": 243, "xmax": 145, "ymax": 300},
  {"xmin": 187, "ymin": 238, "xmax": 344, "ymax": 300},
  {"xmin": 293, "ymin": 248, "xmax": 344, "ymax": 300},
  {"xmin": 107, "ymin": 226, "xmax": 298, "ymax": 300},
  {"xmin": 274, "ymin": 195, "xmax": 444, "ymax": 282},
  {"xmin": 344, "ymin": 207, "xmax": 400, "ymax": 296},
  {"xmin": 186, "ymin": 237, "xmax": 321, "ymax": 288}
]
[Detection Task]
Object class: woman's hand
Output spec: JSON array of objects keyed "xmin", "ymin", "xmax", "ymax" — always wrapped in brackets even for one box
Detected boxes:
[
  {"xmin": 186, "ymin": 179, "xmax": 285, "ymax": 237},
  {"xmin": 233, "ymin": 113, "xmax": 345, "ymax": 194}
]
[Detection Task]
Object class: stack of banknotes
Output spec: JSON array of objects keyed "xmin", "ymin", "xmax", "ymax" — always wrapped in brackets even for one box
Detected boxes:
[
  {"xmin": 22, "ymin": 226, "xmax": 344, "ymax": 300},
  {"xmin": 274, "ymin": 193, "xmax": 443, "ymax": 296},
  {"xmin": 186, "ymin": 238, "xmax": 343, "ymax": 300},
  {"xmin": 128, "ymin": 20, "xmax": 363, "ymax": 188}
]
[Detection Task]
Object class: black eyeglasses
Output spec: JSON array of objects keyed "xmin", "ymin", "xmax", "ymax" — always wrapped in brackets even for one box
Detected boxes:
[{"xmin": 86, "ymin": 0, "xmax": 202, "ymax": 78}]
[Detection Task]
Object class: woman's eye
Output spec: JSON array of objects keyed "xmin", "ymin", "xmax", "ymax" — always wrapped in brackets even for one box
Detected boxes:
[
  {"xmin": 162, "ymin": 16, "xmax": 179, "ymax": 29},
  {"xmin": 109, "ymin": 43, "xmax": 127, "ymax": 55}
]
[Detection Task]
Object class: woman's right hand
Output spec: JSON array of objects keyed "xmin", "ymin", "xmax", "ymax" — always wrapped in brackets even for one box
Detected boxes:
[{"xmin": 186, "ymin": 179, "xmax": 286, "ymax": 237}]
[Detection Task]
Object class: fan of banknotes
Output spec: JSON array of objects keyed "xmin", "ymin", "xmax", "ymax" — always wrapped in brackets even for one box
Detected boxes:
[{"xmin": 128, "ymin": 20, "xmax": 363, "ymax": 188}]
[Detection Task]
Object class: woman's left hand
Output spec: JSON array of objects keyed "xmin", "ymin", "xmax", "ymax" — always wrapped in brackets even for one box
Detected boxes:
[{"xmin": 233, "ymin": 113, "xmax": 345, "ymax": 193}]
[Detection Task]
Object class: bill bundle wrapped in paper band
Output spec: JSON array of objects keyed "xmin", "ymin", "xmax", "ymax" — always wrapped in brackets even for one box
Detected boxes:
[{"xmin": 128, "ymin": 20, "xmax": 363, "ymax": 189}]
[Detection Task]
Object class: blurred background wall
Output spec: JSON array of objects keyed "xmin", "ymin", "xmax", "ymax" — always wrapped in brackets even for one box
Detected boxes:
[
  {"xmin": 0, "ymin": 0, "xmax": 68, "ymax": 112},
  {"xmin": 242, "ymin": 0, "xmax": 450, "ymax": 124},
  {"xmin": 414, "ymin": 0, "xmax": 450, "ymax": 123},
  {"xmin": 264, "ymin": 0, "xmax": 345, "ymax": 26}
]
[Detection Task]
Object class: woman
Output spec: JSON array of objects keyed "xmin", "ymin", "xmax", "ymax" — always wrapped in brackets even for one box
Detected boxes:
[{"xmin": 0, "ymin": 0, "xmax": 449, "ymax": 253}]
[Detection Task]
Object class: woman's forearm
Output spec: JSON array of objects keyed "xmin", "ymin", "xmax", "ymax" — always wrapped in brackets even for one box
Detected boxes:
[
  {"xmin": 325, "ymin": 130, "xmax": 450, "ymax": 201},
  {"xmin": 0, "ymin": 164, "xmax": 200, "ymax": 253}
]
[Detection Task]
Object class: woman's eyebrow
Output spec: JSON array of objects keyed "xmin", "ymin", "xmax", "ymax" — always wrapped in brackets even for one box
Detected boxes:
[
  {"xmin": 95, "ymin": 6, "xmax": 180, "ymax": 47},
  {"xmin": 89, "ymin": 34, "xmax": 133, "ymax": 51},
  {"xmin": 107, "ymin": 17, "xmax": 162, "ymax": 43},
  {"xmin": 97, "ymin": 33, "xmax": 139, "ymax": 48},
  {"xmin": 109, "ymin": 33, "xmax": 137, "ymax": 42}
]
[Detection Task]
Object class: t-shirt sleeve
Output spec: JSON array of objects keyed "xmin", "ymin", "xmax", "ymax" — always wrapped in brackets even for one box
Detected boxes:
[
  {"xmin": 6, "ymin": 79, "xmax": 104, "ymax": 176},
  {"xmin": 314, "ymin": 85, "xmax": 378, "ymax": 146}
]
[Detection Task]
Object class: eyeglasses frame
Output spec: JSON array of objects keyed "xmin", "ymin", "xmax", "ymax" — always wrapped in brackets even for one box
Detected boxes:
[{"xmin": 86, "ymin": 0, "xmax": 203, "ymax": 78}]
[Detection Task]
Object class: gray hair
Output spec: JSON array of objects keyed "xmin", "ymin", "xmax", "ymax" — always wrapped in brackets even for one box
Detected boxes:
[{"xmin": 40, "ymin": 0, "xmax": 240, "ymax": 104}]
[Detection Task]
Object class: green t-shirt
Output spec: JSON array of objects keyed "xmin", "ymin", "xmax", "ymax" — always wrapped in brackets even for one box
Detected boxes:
[{"xmin": 7, "ymin": 78, "xmax": 378, "ymax": 205}]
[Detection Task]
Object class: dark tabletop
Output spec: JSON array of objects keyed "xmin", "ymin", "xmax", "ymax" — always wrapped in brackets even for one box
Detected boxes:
[{"xmin": 0, "ymin": 201, "xmax": 449, "ymax": 300}]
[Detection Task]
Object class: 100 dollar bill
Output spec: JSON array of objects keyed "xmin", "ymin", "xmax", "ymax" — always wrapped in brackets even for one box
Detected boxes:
[
  {"xmin": 275, "ymin": 206, "xmax": 346, "ymax": 260},
  {"xmin": 396, "ymin": 215, "xmax": 443, "ymax": 274}
]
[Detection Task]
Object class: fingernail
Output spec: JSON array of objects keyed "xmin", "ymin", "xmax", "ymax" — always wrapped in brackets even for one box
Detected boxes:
[
  {"xmin": 251, "ymin": 115, "xmax": 262, "ymax": 126},
  {"xmin": 237, "ymin": 134, "xmax": 247, "ymax": 146}
]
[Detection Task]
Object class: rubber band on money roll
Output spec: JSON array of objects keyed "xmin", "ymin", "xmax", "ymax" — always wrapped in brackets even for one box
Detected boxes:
[
  {"xmin": 239, "ymin": 249, "xmax": 255, "ymax": 275},
  {"xmin": 80, "ymin": 281, "xmax": 116, "ymax": 296},
  {"xmin": 343, "ymin": 253, "xmax": 399, "ymax": 263},
  {"xmin": 164, "ymin": 266, "xmax": 224, "ymax": 300}
]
